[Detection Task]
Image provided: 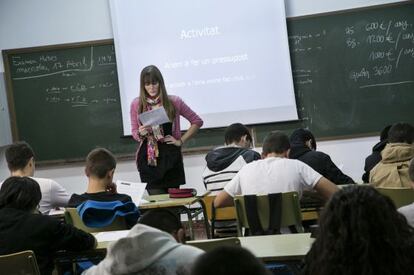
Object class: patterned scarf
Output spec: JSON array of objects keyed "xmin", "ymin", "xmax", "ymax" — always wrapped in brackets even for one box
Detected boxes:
[{"xmin": 144, "ymin": 96, "xmax": 164, "ymax": 166}]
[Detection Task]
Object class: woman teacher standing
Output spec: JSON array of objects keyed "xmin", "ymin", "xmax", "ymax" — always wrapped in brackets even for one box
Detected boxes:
[{"xmin": 130, "ymin": 65, "xmax": 203, "ymax": 194}]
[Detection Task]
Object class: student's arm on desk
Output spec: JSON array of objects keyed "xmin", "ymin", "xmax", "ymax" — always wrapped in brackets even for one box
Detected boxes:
[
  {"xmin": 314, "ymin": 177, "xmax": 339, "ymax": 201},
  {"xmin": 51, "ymin": 219, "xmax": 97, "ymax": 251},
  {"xmin": 214, "ymin": 190, "xmax": 234, "ymax": 208}
]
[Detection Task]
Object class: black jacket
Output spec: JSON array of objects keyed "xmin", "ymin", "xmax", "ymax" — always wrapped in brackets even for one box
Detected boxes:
[
  {"xmin": 67, "ymin": 191, "xmax": 132, "ymax": 208},
  {"xmin": 203, "ymin": 147, "xmax": 261, "ymax": 191},
  {"xmin": 0, "ymin": 208, "xmax": 95, "ymax": 275},
  {"xmin": 205, "ymin": 147, "xmax": 261, "ymax": 172},
  {"xmin": 362, "ymin": 139, "xmax": 387, "ymax": 183},
  {"xmin": 289, "ymin": 145, "xmax": 355, "ymax": 185}
]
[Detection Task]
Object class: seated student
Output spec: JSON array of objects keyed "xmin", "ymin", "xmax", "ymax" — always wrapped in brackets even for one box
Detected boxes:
[
  {"xmin": 398, "ymin": 159, "xmax": 414, "ymax": 227},
  {"xmin": 289, "ymin": 128, "xmax": 354, "ymax": 185},
  {"xmin": 191, "ymin": 246, "xmax": 270, "ymax": 275},
  {"xmin": 0, "ymin": 177, "xmax": 96, "ymax": 275},
  {"xmin": 3, "ymin": 141, "xmax": 70, "ymax": 213},
  {"xmin": 370, "ymin": 122, "xmax": 414, "ymax": 187},
  {"xmin": 362, "ymin": 125, "xmax": 391, "ymax": 183},
  {"xmin": 84, "ymin": 209, "xmax": 204, "ymax": 275},
  {"xmin": 67, "ymin": 148, "xmax": 132, "ymax": 207},
  {"xmin": 67, "ymin": 148, "xmax": 138, "ymax": 228},
  {"xmin": 214, "ymin": 131, "xmax": 339, "ymax": 208},
  {"xmin": 302, "ymin": 185, "xmax": 414, "ymax": 275},
  {"xmin": 202, "ymin": 123, "xmax": 261, "ymax": 194}
]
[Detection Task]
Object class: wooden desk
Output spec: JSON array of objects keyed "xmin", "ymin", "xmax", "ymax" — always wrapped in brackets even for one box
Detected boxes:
[
  {"xmin": 96, "ymin": 231, "xmax": 313, "ymax": 262},
  {"xmin": 94, "ymin": 230, "xmax": 129, "ymax": 250},
  {"xmin": 139, "ymin": 193, "xmax": 211, "ymax": 239},
  {"xmin": 140, "ymin": 194, "xmax": 206, "ymax": 210},
  {"xmin": 139, "ymin": 193, "xmax": 318, "ymax": 238}
]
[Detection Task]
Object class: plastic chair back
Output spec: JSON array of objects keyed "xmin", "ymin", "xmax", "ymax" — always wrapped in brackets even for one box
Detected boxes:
[
  {"xmin": 203, "ymin": 195, "xmax": 238, "ymax": 238},
  {"xmin": 376, "ymin": 187, "xmax": 414, "ymax": 208},
  {"xmin": 0, "ymin": 250, "xmax": 40, "ymax": 275},
  {"xmin": 202, "ymin": 195, "xmax": 237, "ymax": 220},
  {"xmin": 234, "ymin": 192, "xmax": 304, "ymax": 236}
]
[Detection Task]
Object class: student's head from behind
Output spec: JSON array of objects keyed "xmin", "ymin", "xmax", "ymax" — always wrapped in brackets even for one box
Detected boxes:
[
  {"xmin": 5, "ymin": 141, "xmax": 35, "ymax": 176},
  {"xmin": 224, "ymin": 123, "xmax": 253, "ymax": 147},
  {"xmin": 138, "ymin": 209, "xmax": 185, "ymax": 243},
  {"xmin": 0, "ymin": 176, "xmax": 41, "ymax": 212},
  {"xmin": 304, "ymin": 185, "xmax": 414, "ymax": 275},
  {"xmin": 85, "ymin": 148, "xmax": 116, "ymax": 182},
  {"xmin": 191, "ymin": 246, "xmax": 270, "ymax": 275},
  {"xmin": 139, "ymin": 65, "xmax": 175, "ymax": 120},
  {"xmin": 380, "ymin": 124, "xmax": 392, "ymax": 141},
  {"xmin": 289, "ymin": 128, "xmax": 317, "ymax": 150},
  {"xmin": 261, "ymin": 131, "xmax": 290, "ymax": 158},
  {"xmin": 387, "ymin": 122, "xmax": 414, "ymax": 144}
]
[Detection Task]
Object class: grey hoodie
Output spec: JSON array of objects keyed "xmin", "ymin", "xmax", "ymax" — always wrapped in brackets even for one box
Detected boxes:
[{"xmin": 84, "ymin": 224, "xmax": 204, "ymax": 275}]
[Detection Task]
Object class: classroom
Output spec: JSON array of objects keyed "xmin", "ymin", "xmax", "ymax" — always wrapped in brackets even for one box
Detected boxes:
[
  {"xmin": 0, "ymin": 0, "xmax": 413, "ymax": 274},
  {"xmin": 1, "ymin": 0, "xmax": 410, "ymax": 194}
]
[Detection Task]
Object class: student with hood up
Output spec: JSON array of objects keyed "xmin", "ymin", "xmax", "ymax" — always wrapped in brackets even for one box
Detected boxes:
[
  {"xmin": 289, "ymin": 128, "xmax": 354, "ymax": 185},
  {"xmin": 84, "ymin": 209, "xmax": 203, "ymax": 275}
]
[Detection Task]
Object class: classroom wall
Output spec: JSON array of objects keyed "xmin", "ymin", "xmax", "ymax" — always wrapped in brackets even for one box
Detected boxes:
[
  {"xmin": 0, "ymin": 0, "xmax": 403, "ymax": 193},
  {"xmin": 0, "ymin": 72, "xmax": 11, "ymax": 146}
]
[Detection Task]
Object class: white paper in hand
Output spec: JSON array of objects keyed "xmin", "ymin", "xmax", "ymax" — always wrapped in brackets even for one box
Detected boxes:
[
  {"xmin": 139, "ymin": 106, "xmax": 170, "ymax": 126},
  {"xmin": 116, "ymin": 180, "xmax": 147, "ymax": 206}
]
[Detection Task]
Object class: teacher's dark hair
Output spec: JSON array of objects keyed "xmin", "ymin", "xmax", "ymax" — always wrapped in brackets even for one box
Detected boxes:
[
  {"xmin": 0, "ymin": 176, "xmax": 41, "ymax": 211},
  {"xmin": 302, "ymin": 185, "xmax": 414, "ymax": 275},
  {"xmin": 138, "ymin": 65, "xmax": 176, "ymax": 121}
]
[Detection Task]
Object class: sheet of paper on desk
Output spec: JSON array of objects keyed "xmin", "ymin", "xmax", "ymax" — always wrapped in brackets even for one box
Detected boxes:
[
  {"xmin": 139, "ymin": 106, "xmax": 170, "ymax": 126},
  {"xmin": 116, "ymin": 180, "xmax": 147, "ymax": 206},
  {"xmin": 48, "ymin": 208, "xmax": 65, "ymax": 216},
  {"xmin": 95, "ymin": 230, "xmax": 129, "ymax": 242}
]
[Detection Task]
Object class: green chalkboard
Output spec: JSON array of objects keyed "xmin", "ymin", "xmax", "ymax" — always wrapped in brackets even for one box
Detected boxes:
[
  {"xmin": 3, "ymin": 2, "xmax": 414, "ymax": 163},
  {"xmin": 3, "ymin": 40, "xmax": 137, "ymax": 163},
  {"xmin": 255, "ymin": 1, "xmax": 414, "ymax": 144}
]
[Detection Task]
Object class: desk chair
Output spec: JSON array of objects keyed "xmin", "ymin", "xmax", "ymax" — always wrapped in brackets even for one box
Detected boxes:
[
  {"xmin": 202, "ymin": 195, "xmax": 238, "ymax": 238},
  {"xmin": 187, "ymin": 237, "xmax": 241, "ymax": 252},
  {"xmin": 61, "ymin": 208, "xmax": 125, "ymax": 274},
  {"xmin": 234, "ymin": 192, "xmax": 304, "ymax": 236},
  {"xmin": 64, "ymin": 208, "xmax": 128, "ymax": 233},
  {"xmin": 0, "ymin": 250, "xmax": 40, "ymax": 275},
  {"xmin": 376, "ymin": 187, "xmax": 414, "ymax": 208}
]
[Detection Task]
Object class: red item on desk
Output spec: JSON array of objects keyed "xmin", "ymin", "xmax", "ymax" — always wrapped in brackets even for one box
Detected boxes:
[{"xmin": 168, "ymin": 188, "xmax": 197, "ymax": 198}]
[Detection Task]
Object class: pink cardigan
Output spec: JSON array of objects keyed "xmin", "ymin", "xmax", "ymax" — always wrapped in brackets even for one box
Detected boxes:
[{"xmin": 130, "ymin": 95, "xmax": 203, "ymax": 152}]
